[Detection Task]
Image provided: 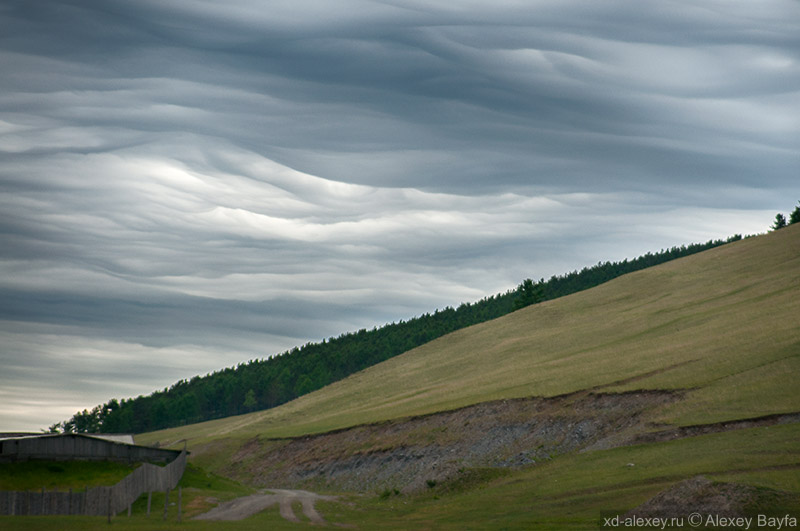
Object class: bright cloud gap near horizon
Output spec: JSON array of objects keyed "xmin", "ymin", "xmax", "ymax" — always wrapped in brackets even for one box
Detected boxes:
[{"xmin": 1, "ymin": 0, "xmax": 798, "ymax": 431}]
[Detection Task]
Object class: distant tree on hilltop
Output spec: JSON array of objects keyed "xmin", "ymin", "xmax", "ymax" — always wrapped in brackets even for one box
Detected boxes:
[
  {"xmin": 772, "ymin": 213, "xmax": 787, "ymax": 230},
  {"xmin": 789, "ymin": 202, "xmax": 800, "ymax": 225}
]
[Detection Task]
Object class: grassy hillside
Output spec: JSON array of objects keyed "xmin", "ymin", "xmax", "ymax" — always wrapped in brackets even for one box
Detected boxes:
[
  {"xmin": 139, "ymin": 224, "xmax": 799, "ymax": 455},
  {"xmin": 56, "ymin": 235, "xmax": 737, "ymax": 435},
  {"xmin": 5, "ymin": 225, "xmax": 798, "ymax": 529}
]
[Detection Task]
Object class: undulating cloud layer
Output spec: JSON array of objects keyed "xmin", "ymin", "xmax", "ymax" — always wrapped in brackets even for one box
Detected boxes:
[{"xmin": 1, "ymin": 0, "xmax": 797, "ymax": 431}]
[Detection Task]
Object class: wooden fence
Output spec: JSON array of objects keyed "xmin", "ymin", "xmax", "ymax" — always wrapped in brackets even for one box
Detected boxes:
[{"xmin": 0, "ymin": 450, "xmax": 187, "ymax": 517}]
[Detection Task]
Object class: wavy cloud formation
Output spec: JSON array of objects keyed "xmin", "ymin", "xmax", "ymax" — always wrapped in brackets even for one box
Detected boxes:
[{"xmin": 1, "ymin": 0, "xmax": 797, "ymax": 430}]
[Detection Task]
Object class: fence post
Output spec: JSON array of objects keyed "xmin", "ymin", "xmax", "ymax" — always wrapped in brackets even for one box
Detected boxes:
[
  {"xmin": 147, "ymin": 491, "xmax": 152, "ymax": 517},
  {"xmin": 10, "ymin": 491, "xmax": 16, "ymax": 516},
  {"xmin": 163, "ymin": 488, "xmax": 169, "ymax": 521},
  {"xmin": 107, "ymin": 487, "xmax": 112, "ymax": 524},
  {"xmin": 177, "ymin": 486, "xmax": 182, "ymax": 523}
]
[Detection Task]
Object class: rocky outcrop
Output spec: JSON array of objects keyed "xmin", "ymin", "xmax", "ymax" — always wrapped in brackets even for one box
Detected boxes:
[{"xmin": 224, "ymin": 390, "xmax": 681, "ymax": 493}]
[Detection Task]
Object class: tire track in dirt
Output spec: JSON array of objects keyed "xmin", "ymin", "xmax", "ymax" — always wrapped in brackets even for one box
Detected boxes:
[{"xmin": 193, "ymin": 488, "xmax": 337, "ymax": 523}]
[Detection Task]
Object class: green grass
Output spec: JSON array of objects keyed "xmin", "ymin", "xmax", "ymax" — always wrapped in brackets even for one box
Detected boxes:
[
  {"xmin": 173, "ymin": 462, "xmax": 254, "ymax": 516},
  {"xmin": 0, "ymin": 511, "xmax": 313, "ymax": 531},
  {"xmin": 0, "ymin": 460, "xmax": 139, "ymax": 491}
]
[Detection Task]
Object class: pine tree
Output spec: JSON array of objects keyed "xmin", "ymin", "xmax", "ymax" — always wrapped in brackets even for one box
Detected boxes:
[
  {"xmin": 513, "ymin": 278, "xmax": 543, "ymax": 310},
  {"xmin": 772, "ymin": 213, "xmax": 787, "ymax": 230},
  {"xmin": 243, "ymin": 389, "xmax": 257, "ymax": 411},
  {"xmin": 789, "ymin": 202, "xmax": 800, "ymax": 225}
]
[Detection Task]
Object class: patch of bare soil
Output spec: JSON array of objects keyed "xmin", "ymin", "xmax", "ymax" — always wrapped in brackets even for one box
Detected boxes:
[
  {"xmin": 193, "ymin": 489, "xmax": 337, "ymax": 523},
  {"xmin": 224, "ymin": 390, "xmax": 682, "ymax": 493},
  {"xmin": 625, "ymin": 476, "xmax": 797, "ymax": 519},
  {"xmin": 183, "ymin": 494, "xmax": 219, "ymax": 517}
]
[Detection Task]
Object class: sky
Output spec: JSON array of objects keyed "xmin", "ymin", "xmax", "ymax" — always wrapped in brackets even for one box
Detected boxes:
[{"xmin": 1, "ymin": 0, "xmax": 798, "ymax": 432}]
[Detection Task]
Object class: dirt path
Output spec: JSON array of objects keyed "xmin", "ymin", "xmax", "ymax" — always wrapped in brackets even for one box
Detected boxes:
[{"xmin": 193, "ymin": 488, "xmax": 338, "ymax": 523}]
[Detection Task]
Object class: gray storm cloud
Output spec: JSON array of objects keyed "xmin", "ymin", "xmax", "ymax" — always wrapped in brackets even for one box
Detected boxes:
[{"xmin": 0, "ymin": 0, "xmax": 797, "ymax": 430}]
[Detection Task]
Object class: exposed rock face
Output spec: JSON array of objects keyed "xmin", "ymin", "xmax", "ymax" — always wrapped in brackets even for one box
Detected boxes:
[{"xmin": 223, "ymin": 390, "xmax": 681, "ymax": 493}]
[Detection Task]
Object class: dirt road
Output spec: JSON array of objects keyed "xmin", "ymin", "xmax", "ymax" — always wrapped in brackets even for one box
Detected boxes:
[{"xmin": 193, "ymin": 488, "xmax": 338, "ymax": 523}]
